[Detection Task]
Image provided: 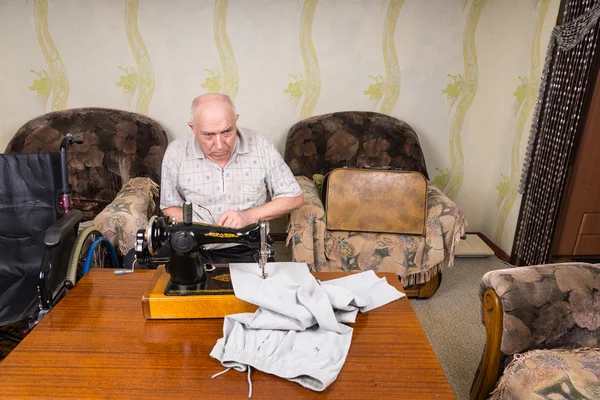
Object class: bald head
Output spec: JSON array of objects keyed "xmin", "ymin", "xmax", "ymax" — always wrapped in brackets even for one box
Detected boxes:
[{"xmin": 190, "ymin": 93, "xmax": 236, "ymax": 122}]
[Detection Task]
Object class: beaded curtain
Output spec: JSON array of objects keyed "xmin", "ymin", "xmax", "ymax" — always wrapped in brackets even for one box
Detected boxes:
[{"xmin": 514, "ymin": 0, "xmax": 600, "ymax": 265}]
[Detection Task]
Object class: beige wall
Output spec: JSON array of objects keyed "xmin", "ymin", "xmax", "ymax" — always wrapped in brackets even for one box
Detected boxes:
[{"xmin": 0, "ymin": 0, "xmax": 560, "ymax": 252}]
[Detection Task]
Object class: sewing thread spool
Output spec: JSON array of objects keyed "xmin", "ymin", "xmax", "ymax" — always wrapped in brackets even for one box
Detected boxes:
[{"xmin": 183, "ymin": 202, "xmax": 192, "ymax": 224}]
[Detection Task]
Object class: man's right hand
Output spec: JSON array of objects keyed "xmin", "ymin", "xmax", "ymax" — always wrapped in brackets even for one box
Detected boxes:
[
  {"xmin": 217, "ymin": 210, "xmax": 254, "ymax": 229},
  {"xmin": 162, "ymin": 206, "xmax": 183, "ymax": 223}
]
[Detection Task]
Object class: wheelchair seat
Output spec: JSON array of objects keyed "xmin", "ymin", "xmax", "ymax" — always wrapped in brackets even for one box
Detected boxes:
[{"xmin": 0, "ymin": 152, "xmax": 80, "ymax": 327}]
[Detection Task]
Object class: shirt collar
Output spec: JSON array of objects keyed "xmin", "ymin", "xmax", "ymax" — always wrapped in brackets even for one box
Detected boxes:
[
  {"xmin": 235, "ymin": 127, "xmax": 250, "ymax": 154},
  {"xmin": 191, "ymin": 134, "xmax": 205, "ymax": 159},
  {"xmin": 191, "ymin": 127, "xmax": 249, "ymax": 159}
]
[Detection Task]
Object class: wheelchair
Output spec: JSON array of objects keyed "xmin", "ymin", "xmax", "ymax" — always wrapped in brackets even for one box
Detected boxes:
[{"xmin": 0, "ymin": 133, "xmax": 118, "ymax": 345}]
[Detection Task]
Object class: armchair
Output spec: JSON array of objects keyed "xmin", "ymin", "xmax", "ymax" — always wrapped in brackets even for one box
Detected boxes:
[
  {"xmin": 4, "ymin": 107, "xmax": 168, "ymax": 256},
  {"xmin": 471, "ymin": 262, "xmax": 600, "ymax": 400},
  {"xmin": 284, "ymin": 111, "xmax": 466, "ymax": 298}
]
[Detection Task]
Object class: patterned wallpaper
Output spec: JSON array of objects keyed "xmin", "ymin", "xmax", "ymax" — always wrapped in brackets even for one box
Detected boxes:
[{"xmin": 0, "ymin": 0, "xmax": 560, "ymax": 253}]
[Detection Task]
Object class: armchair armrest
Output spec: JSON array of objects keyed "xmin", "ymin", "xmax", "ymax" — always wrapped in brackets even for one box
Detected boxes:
[
  {"xmin": 286, "ymin": 176, "xmax": 327, "ymax": 271},
  {"xmin": 471, "ymin": 262, "xmax": 600, "ymax": 400},
  {"xmin": 92, "ymin": 177, "xmax": 158, "ymax": 255},
  {"xmin": 424, "ymin": 183, "xmax": 467, "ymax": 269},
  {"xmin": 481, "ymin": 262, "xmax": 600, "ymax": 354}
]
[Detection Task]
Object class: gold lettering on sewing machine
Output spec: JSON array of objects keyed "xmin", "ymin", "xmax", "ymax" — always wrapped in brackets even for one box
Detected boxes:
[
  {"xmin": 213, "ymin": 274, "xmax": 231, "ymax": 282},
  {"xmin": 206, "ymin": 232, "xmax": 237, "ymax": 238}
]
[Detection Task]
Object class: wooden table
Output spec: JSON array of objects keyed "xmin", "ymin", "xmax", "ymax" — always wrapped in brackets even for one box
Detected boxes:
[{"xmin": 0, "ymin": 269, "xmax": 454, "ymax": 399}]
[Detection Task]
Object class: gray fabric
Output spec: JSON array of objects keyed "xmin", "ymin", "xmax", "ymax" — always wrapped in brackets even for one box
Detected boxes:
[
  {"xmin": 210, "ymin": 262, "xmax": 404, "ymax": 393},
  {"xmin": 320, "ymin": 272, "xmax": 405, "ymax": 313},
  {"xmin": 228, "ymin": 262, "xmax": 345, "ymax": 333}
]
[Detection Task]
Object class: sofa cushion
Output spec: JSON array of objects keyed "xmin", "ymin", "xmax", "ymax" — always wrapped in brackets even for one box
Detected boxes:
[
  {"xmin": 490, "ymin": 348, "xmax": 600, "ymax": 399},
  {"xmin": 92, "ymin": 177, "xmax": 158, "ymax": 255}
]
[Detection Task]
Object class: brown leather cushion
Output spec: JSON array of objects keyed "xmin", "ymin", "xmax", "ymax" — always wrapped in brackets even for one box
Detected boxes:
[{"xmin": 324, "ymin": 168, "xmax": 427, "ymax": 235}]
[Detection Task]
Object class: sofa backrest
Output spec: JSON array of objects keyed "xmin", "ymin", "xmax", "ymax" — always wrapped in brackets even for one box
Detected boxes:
[{"xmin": 284, "ymin": 111, "xmax": 428, "ymax": 179}]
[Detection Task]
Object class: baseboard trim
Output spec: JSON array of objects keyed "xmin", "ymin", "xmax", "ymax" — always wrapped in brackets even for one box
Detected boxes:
[{"xmin": 472, "ymin": 232, "xmax": 510, "ymax": 264}]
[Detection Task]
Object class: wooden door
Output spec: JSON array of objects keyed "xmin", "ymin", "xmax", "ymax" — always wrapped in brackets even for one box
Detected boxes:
[{"xmin": 552, "ymin": 63, "xmax": 600, "ymax": 258}]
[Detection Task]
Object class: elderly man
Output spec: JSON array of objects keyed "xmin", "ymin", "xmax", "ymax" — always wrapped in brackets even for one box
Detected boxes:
[{"xmin": 157, "ymin": 93, "xmax": 303, "ymax": 263}]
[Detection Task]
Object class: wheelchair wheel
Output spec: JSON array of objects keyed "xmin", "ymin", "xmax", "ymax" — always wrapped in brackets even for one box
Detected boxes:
[{"xmin": 66, "ymin": 226, "xmax": 114, "ymax": 285}]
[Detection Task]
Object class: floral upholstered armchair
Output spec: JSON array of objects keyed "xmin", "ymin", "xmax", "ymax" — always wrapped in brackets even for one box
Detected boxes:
[
  {"xmin": 471, "ymin": 263, "xmax": 600, "ymax": 400},
  {"xmin": 4, "ymin": 107, "xmax": 168, "ymax": 255},
  {"xmin": 284, "ymin": 111, "xmax": 466, "ymax": 298}
]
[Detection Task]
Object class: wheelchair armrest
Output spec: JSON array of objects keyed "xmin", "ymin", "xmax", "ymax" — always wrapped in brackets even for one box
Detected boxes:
[{"xmin": 44, "ymin": 209, "xmax": 82, "ymax": 246}]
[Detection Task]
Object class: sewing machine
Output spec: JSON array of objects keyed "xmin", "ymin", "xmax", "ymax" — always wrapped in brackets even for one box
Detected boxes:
[{"xmin": 132, "ymin": 202, "xmax": 272, "ymax": 319}]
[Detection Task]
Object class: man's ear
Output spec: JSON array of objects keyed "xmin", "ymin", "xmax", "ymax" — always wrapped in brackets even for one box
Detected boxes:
[
  {"xmin": 235, "ymin": 114, "xmax": 240, "ymax": 121},
  {"xmin": 188, "ymin": 121, "xmax": 193, "ymax": 129}
]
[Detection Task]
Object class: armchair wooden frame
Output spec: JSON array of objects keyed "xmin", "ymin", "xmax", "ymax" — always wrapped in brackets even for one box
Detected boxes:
[
  {"xmin": 403, "ymin": 272, "xmax": 442, "ymax": 299},
  {"xmin": 470, "ymin": 289, "xmax": 504, "ymax": 400}
]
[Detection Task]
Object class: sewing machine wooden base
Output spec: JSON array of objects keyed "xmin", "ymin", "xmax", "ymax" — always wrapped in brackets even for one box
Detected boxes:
[{"xmin": 141, "ymin": 265, "xmax": 257, "ymax": 319}]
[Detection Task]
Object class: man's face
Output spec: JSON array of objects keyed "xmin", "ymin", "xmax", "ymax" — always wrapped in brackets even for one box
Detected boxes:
[{"xmin": 189, "ymin": 103, "xmax": 239, "ymax": 165}]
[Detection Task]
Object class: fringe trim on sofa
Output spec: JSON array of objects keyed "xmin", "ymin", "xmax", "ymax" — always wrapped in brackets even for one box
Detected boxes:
[
  {"xmin": 400, "ymin": 210, "xmax": 467, "ymax": 287},
  {"xmin": 400, "ymin": 262, "xmax": 444, "ymax": 287},
  {"xmin": 489, "ymin": 347, "xmax": 600, "ymax": 400},
  {"xmin": 147, "ymin": 178, "xmax": 159, "ymax": 214}
]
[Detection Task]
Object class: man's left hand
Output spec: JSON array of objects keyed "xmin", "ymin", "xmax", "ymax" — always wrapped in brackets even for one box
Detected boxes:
[{"xmin": 217, "ymin": 210, "xmax": 254, "ymax": 229}]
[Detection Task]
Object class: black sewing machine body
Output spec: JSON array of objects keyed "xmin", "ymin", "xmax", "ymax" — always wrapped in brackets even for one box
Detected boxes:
[{"xmin": 134, "ymin": 203, "xmax": 271, "ymax": 298}]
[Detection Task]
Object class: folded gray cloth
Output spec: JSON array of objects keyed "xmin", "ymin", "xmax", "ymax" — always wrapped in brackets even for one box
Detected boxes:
[{"xmin": 210, "ymin": 262, "xmax": 405, "ymax": 396}]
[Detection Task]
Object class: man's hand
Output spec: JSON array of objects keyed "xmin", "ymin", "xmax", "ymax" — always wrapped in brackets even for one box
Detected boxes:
[
  {"xmin": 216, "ymin": 195, "xmax": 303, "ymax": 229},
  {"xmin": 162, "ymin": 206, "xmax": 183, "ymax": 223},
  {"xmin": 217, "ymin": 210, "xmax": 254, "ymax": 229}
]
